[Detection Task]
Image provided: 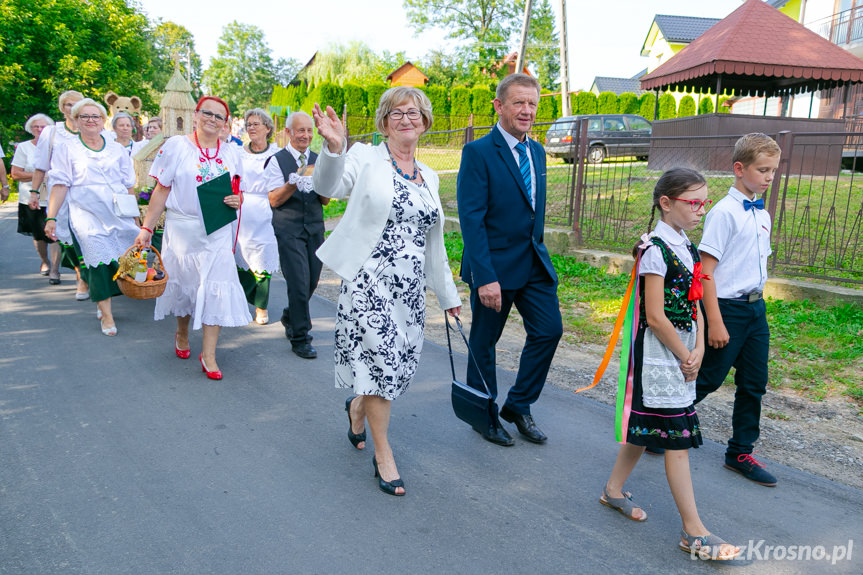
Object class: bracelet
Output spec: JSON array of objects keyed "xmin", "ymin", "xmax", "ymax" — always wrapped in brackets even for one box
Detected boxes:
[
  {"xmin": 45, "ymin": 217, "xmax": 56, "ymax": 222},
  {"xmin": 141, "ymin": 226, "xmax": 153, "ymax": 234}
]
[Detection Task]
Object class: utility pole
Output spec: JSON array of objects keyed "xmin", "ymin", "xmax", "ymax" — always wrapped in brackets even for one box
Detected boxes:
[
  {"xmin": 516, "ymin": 0, "xmax": 534, "ymax": 75},
  {"xmin": 558, "ymin": 0, "xmax": 571, "ymax": 116}
]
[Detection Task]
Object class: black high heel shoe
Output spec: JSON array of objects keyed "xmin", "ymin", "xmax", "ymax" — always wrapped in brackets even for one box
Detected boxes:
[
  {"xmin": 372, "ymin": 456, "xmax": 405, "ymax": 496},
  {"xmin": 345, "ymin": 395, "xmax": 366, "ymax": 449}
]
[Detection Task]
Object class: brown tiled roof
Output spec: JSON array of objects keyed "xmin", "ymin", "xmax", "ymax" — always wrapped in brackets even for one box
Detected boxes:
[{"xmin": 640, "ymin": 0, "xmax": 863, "ymax": 96}]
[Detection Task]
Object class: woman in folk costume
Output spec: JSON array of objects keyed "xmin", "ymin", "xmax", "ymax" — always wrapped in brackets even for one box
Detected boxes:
[
  {"xmin": 234, "ymin": 108, "xmax": 280, "ymax": 325},
  {"xmin": 584, "ymin": 168, "xmax": 740, "ymax": 560},
  {"xmin": 135, "ymin": 95, "xmax": 250, "ymax": 380},
  {"xmin": 44, "ymin": 98, "xmax": 140, "ymax": 336}
]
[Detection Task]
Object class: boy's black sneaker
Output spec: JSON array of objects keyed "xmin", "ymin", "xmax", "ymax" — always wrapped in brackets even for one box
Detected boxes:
[{"xmin": 724, "ymin": 453, "xmax": 777, "ymax": 487}]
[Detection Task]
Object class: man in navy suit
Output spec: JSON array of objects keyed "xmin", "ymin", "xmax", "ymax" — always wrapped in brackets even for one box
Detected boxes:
[{"xmin": 457, "ymin": 73, "xmax": 563, "ymax": 446}]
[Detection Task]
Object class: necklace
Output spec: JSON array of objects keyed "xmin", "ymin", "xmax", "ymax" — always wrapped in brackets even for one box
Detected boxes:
[
  {"xmin": 385, "ymin": 143, "xmax": 419, "ymax": 181},
  {"xmin": 248, "ymin": 142, "xmax": 270, "ymax": 154},
  {"xmin": 194, "ymin": 131, "xmax": 219, "ymax": 160},
  {"xmin": 78, "ymin": 134, "xmax": 105, "ymax": 152}
]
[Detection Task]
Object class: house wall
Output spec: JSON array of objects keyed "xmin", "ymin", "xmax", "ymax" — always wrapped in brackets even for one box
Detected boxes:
[
  {"xmin": 644, "ymin": 33, "xmax": 687, "ymax": 73},
  {"xmin": 390, "ymin": 68, "xmax": 427, "ymax": 87}
]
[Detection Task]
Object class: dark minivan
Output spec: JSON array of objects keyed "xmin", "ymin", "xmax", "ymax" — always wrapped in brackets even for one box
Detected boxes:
[{"xmin": 544, "ymin": 114, "xmax": 652, "ymax": 163}]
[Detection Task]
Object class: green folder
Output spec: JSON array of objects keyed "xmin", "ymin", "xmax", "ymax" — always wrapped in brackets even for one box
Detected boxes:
[{"xmin": 196, "ymin": 172, "xmax": 237, "ymax": 235}]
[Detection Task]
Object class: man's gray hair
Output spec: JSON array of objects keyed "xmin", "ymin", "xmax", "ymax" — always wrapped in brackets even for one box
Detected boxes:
[
  {"xmin": 244, "ymin": 108, "xmax": 275, "ymax": 140},
  {"xmin": 24, "ymin": 114, "xmax": 55, "ymax": 135},
  {"xmin": 286, "ymin": 111, "xmax": 313, "ymax": 132},
  {"xmin": 495, "ymin": 73, "xmax": 540, "ymax": 102}
]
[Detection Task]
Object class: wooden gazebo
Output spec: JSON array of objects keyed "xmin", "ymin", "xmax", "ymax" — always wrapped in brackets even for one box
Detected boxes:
[{"xmin": 640, "ymin": 0, "xmax": 863, "ymax": 116}]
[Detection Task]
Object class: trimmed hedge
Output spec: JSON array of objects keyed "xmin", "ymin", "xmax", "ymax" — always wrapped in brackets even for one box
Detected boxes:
[
  {"xmin": 537, "ymin": 90, "xmax": 557, "ymax": 122},
  {"xmin": 575, "ymin": 91, "xmax": 597, "ymax": 115},
  {"xmin": 638, "ymin": 93, "xmax": 656, "ymax": 121},
  {"xmin": 424, "ymin": 84, "xmax": 450, "ymax": 131},
  {"xmin": 366, "ymin": 83, "xmax": 388, "ymax": 115},
  {"xmin": 470, "ymin": 85, "xmax": 494, "ymax": 116},
  {"xmin": 678, "ymin": 95, "xmax": 696, "ymax": 117},
  {"xmin": 718, "ymin": 96, "xmax": 732, "ymax": 113},
  {"xmin": 343, "ymin": 83, "xmax": 367, "ymax": 115},
  {"xmin": 697, "ymin": 96, "xmax": 714, "ymax": 115},
  {"xmin": 618, "ymin": 92, "xmax": 639, "ymax": 115},
  {"xmin": 451, "ymin": 86, "xmax": 471, "ymax": 117},
  {"xmin": 597, "ymin": 91, "xmax": 619, "ymax": 114},
  {"xmin": 658, "ymin": 93, "xmax": 677, "ymax": 119},
  {"xmin": 322, "ymin": 82, "xmax": 345, "ymax": 113}
]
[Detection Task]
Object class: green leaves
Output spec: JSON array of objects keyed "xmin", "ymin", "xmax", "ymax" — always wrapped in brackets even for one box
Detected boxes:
[{"xmin": 203, "ymin": 21, "xmax": 292, "ymax": 114}]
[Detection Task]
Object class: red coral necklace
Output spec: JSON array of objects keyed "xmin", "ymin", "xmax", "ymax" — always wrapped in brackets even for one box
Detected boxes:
[{"xmin": 194, "ymin": 131, "xmax": 219, "ymax": 160}]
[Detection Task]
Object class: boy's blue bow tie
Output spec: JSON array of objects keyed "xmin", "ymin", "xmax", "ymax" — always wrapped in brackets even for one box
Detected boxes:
[{"xmin": 743, "ymin": 198, "xmax": 764, "ymax": 211}]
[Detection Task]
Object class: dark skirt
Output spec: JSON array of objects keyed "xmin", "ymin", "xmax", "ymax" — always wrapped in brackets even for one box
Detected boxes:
[
  {"xmin": 17, "ymin": 203, "xmax": 54, "ymax": 243},
  {"xmin": 237, "ymin": 267, "xmax": 271, "ymax": 309},
  {"xmin": 625, "ymin": 323, "xmax": 703, "ymax": 450}
]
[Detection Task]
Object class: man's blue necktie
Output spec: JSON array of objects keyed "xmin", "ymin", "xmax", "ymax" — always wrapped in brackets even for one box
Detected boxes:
[
  {"xmin": 515, "ymin": 141, "xmax": 532, "ymax": 203},
  {"xmin": 743, "ymin": 198, "xmax": 764, "ymax": 211}
]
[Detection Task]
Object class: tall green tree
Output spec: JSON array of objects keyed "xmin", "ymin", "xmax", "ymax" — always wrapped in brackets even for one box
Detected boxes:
[
  {"xmin": 0, "ymin": 0, "xmax": 155, "ymax": 143},
  {"xmin": 526, "ymin": 0, "xmax": 559, "ymax": 90},
  {"xmin": 404, "ymin": 0, "xmax": 524, "ymax": 81},
  {"xmin": 149, "ymin": 20, "xmax": 203, "ymax": 103},
  {"xmin": 299, "ymin": 42, "xmax": 404, "ymax": 86},
  {"xmin": 203, "ymin": 21, "xmax": 284, "ymax": 113}
]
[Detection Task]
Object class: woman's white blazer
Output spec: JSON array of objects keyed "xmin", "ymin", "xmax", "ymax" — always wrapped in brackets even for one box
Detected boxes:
[{"xmin": 313, "ymin": 141, "xmax": 461, "ymax": 310}]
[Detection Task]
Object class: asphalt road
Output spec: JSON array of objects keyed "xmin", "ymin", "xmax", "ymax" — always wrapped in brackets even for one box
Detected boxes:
[{"xmin": 1, "ymin": 205, "xmax": 861, "ymax": 575}]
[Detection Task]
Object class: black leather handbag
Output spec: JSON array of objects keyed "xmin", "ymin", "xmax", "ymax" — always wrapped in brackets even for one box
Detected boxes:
[{"xmin": 445, "ymin": 314, "xmax": 495, "ymax": 433}]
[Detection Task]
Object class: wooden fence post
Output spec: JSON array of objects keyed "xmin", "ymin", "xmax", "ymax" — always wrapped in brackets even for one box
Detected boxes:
[{"xmin": 464, "ymin": 113, "xmax": 475, "ymax": 145}]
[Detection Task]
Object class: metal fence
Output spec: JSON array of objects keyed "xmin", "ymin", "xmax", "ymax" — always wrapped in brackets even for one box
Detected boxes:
[{"xmin": 346, "ymin": 119, "xmax": 863, "ymax": 285}]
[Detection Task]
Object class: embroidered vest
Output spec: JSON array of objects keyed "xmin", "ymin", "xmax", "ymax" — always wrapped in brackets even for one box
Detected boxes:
[{"xmin": 639, "ymin": 236, "xmax": 700, "ymax": 331}]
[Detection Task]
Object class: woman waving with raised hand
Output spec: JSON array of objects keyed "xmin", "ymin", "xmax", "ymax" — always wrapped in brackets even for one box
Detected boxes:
[{"xmin": 312, "ymin": 88, "xmax": 461, "ymax": 496}]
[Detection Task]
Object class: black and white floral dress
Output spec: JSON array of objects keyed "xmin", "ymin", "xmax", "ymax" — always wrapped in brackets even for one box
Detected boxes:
[{"xmin": 334, "ymin": 174, "xmax": 439, "ymax": 400}]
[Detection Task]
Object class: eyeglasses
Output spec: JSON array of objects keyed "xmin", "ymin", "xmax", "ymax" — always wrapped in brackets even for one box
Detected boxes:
[
  {"xmin": 197, "ymin": 109, "xmax": 227, "ymax": 122},
  {"xmin": 78, "ymin": 114, "xmax": 103, "ymax": 122},
  {"xmin": 669, "ymin": 197, "xmax": 713, "ymax": 212},
  {"xmin": 245, "ymin": 122, "xmax": 264, "ymax": 129},
  {"xmin": 388, "ymin": 109, "xmax": 422, "ymax": 121}
]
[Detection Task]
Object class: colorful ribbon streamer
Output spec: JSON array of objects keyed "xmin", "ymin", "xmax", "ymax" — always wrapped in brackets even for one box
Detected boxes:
[{"xmin": 576, "ymin": 253, "xmax": 642, "ymax": 444}]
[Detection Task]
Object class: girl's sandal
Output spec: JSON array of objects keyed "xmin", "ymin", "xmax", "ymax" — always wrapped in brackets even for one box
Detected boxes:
[
  {"xmin": 599, "ymin": 485, "xmax": 647, "ymax": 522},
  {"xmin": 679, "ymin": 530, "xmax": 741, "ymax": 560}
]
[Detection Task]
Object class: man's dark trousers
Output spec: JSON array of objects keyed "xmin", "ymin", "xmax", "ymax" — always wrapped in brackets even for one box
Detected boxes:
[
  {"xmin": 466, "ymin": 254, "xmax": 562, "ymax": 417},
  {"xmin": 695, "ymin": 298, "xmax": 769, "ymax": 456}
]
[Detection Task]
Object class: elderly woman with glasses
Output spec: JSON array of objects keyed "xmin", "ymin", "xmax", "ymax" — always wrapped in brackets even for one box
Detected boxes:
[
  {"xmin": 11, "ymin": 113, "xmax": 56, "ymax": 276},
  {"xmin": 44, "ymin": 98, "xmax": 140, "ymax": 336},
  {"xmin": 30, "ymin": 90, "xmax": 91, "ymax": 292},
  {"xmin": 134, "ymin": 95, "xmax": 249, "ymax": 380},
  {"xmin": 312, "ymin": 87, "xmax": 461, "ymax": 496},
  {"xmin": 232, "ymin": 108, "xmax": 280, "ymax": 325}
]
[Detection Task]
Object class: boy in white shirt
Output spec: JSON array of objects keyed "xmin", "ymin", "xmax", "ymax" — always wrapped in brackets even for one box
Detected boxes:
[{"xmin": 696, "ymin": 133, "xmax": 781, "ymax": 487}]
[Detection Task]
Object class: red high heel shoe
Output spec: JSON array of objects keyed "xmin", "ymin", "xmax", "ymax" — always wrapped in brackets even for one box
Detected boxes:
[
  {"xmin": 199, "ymin": 353, "xmax": 222, "ymax": 380},
  {"xmin": 175, "ymin": 333, "xmax": 191, "ymax": 359}
]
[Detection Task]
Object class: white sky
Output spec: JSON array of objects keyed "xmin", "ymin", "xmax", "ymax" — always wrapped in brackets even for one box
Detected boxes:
[{"xmin": 136, "ymin": 0, "xmax": 746, "ymax": 91}]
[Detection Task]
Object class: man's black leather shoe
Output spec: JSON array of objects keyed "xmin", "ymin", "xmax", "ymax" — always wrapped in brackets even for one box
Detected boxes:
[
  {"xmin": 500, "ymin": 406, "xmax": 547, "ymax": 443},
  {"xmin": 292, "ymin": 343, "xmax": 317, "ymax": 359},
  {"xmin": 476, "ymin": 422, "xmax": 514, "ymax": 447}
]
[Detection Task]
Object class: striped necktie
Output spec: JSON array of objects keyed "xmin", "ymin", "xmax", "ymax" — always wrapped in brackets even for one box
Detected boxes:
[
  {"xmin": 298, "ymin": 152, "xmax": 306, "ymax": 170},
  {"xmin": 515, "ymin": 141, "xmax": 532, "ymax": 203}
]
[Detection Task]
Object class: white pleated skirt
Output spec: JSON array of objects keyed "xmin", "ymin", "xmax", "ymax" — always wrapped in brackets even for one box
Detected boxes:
[{"xmin": 154, "ymin": 210, "xmax": 252, "ymax": 330}]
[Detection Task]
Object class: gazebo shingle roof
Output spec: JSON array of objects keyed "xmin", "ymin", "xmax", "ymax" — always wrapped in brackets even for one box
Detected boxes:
[{"xmin": 640, "ymin": 0, "xmax": 863, "ymax": 96}]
